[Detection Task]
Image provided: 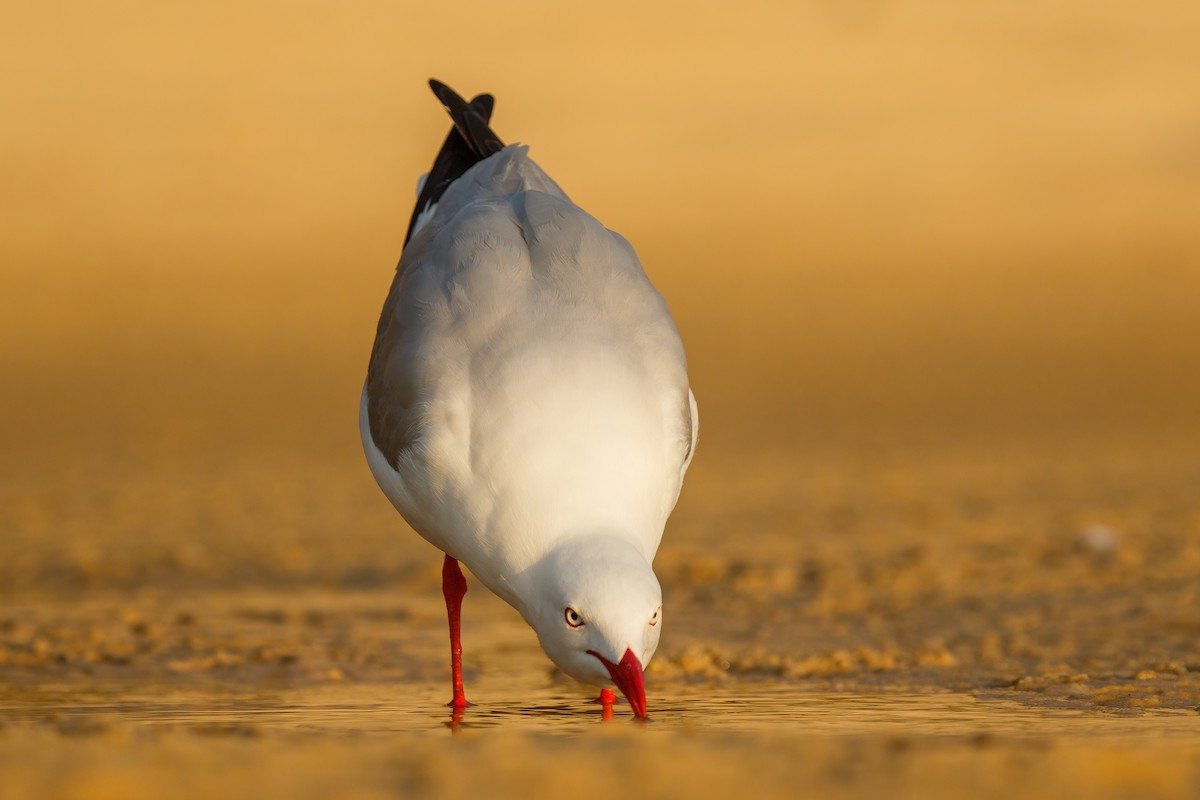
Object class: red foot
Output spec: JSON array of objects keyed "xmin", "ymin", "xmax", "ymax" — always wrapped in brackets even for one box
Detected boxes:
[
  {"xmin": 442, "ymin": 554, "xmax": 470, "ymax": 708},
  {"xmin": 595, "ymin": 687, "xmax": 616, "ymax": 721}
]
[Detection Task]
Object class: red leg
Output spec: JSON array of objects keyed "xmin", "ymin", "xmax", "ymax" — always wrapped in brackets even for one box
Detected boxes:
[
  {"xmin": 442, "ymin": 554, "xmax": 470, "ymax": 708},
  {"xmin": 595, "ymin": 688, "xmax": 616, "ymax": 721}
]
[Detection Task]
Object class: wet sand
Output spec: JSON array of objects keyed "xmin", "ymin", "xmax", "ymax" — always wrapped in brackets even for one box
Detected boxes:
[
  {"xmin": 4, "ymin": 1, "xmax": 1200, "ymax": 797},
  {"xmin": 3, "ymin": 430, "xmax": 1199, "ymax": 797}
]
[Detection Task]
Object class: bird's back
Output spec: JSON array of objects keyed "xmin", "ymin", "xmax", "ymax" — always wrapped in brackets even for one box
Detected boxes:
[{"xmin": 363, "ymin": 146, "xmax": 695, "ymax": 605}]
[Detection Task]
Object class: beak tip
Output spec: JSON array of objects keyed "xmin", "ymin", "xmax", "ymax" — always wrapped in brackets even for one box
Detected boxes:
[
  {"xmin": 617, "ymin": 647, "xmax": 648, "ymax": 719},
  {"xmin": 589, "ymin": 647, "xmax": 649, "ymax": 719}
]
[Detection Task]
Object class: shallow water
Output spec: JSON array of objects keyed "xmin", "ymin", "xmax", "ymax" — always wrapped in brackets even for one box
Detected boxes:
[{"xmin": 5, "ymin": 681, "xmax": 1199, "ymax": 741}]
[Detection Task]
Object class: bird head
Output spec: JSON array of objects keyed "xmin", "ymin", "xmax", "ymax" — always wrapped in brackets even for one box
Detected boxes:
[{"xmin": 524, "ymin": 537, "xmax": 662, "ymax": 718}]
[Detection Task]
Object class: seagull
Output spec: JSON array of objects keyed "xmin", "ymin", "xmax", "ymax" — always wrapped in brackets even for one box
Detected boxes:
[{"xmin": 359, "ymin": 80, "xmax": 698, "ymax": 719}]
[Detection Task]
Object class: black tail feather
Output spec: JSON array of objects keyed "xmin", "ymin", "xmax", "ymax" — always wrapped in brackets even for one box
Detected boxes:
[{"xmin": 404, "ymin": 80, "xmax": 506, "ymax": 244}]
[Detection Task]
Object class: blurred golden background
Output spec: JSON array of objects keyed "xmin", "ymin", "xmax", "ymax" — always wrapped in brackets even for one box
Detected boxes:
[
  {"xmin": 4, "ymin": 0, "xmax": 1198, "ymax": 477},
  {"xmin": 2, "ymin": 2, "xmax": 1200, "ymax": 796}
]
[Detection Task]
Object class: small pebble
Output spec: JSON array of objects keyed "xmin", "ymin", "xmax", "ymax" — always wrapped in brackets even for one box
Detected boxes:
[{"xmin": 1075, "ymin": 524, "xmax": 1120, "ymax": 554}]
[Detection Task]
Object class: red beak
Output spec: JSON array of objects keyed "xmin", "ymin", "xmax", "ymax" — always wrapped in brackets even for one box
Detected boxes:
[{"xmin": 587, "ymin": 648, "xmax": 646, "ymax": 718}]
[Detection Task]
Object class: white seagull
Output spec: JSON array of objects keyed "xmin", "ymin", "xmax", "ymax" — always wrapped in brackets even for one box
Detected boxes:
[{"xmin": 360, "ymin": 80, "xmax": 698, "ymax": 718}]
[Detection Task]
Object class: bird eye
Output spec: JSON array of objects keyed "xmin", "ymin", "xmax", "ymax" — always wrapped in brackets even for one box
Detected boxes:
[
  {"xmin": 649, "ymin": 607, "xmax": 660, "ymax": 627},
  {"xmin": 564, "ymin": 608, "xmax": 584, "ymax": 628}
]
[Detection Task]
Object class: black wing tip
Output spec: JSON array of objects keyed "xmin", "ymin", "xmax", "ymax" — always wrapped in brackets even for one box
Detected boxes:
[
  {"xmin": 470, "ymin": 93, "xmax": 495, "ymax": 121},
  {"xmin": 428, "ymin": 79, "xmax": 491, "ymax": 119},
  {"xmin": 403, "ymin": 80, "xmax": 505, "ymax": 244},
  {"xmin": 428, "ymin": 79, "xmax": 491, "ymax": 109},
  {"xmin": 428, "ymin": 78, "xmax": 457, "ymax": 106},
  {"xmin": 426, "ymin": 78, "xmax": 504, "ymax": 157}
]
